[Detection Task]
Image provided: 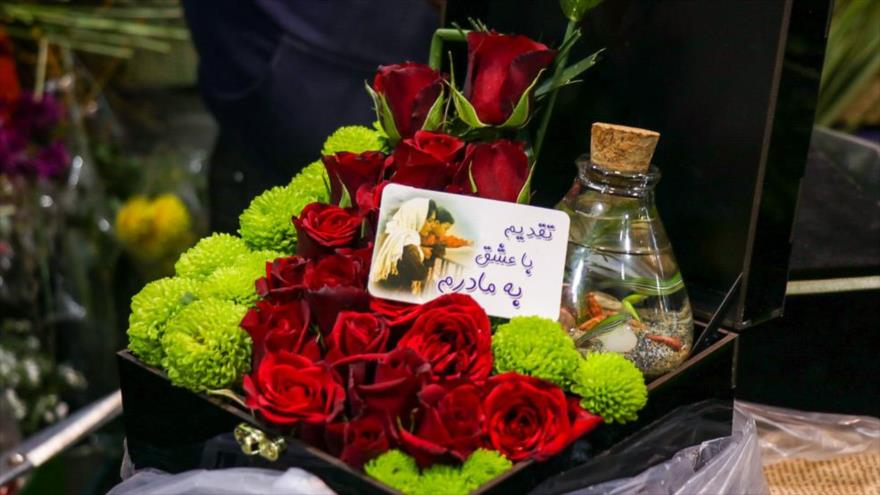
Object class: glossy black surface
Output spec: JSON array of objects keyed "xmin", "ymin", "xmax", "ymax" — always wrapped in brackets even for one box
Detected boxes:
[
  {"xmin": 445, "ymin": 0, "xmax": 833, "ymax": 328},
  {"xmin": 118, "ymin": 329, "xmax": 736, "ymax": 494}
]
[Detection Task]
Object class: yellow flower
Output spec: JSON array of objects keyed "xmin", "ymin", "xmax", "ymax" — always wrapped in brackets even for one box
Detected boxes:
[
  {"xmin": 115, "ymin": 194, "xmax": 193, "ymax": 260},
  {"xmin": 152, "ymin": 194, "xmax": 192, "ymax": 244},
  {"xmin": 115, "ymin": 195, "xmax": 154, "ymax": 246}
]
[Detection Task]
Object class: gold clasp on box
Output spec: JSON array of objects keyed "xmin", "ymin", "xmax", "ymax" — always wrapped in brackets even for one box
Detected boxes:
[{"xmin": 234, "ymin": 423, "xmax": 286, "ymax": 461}]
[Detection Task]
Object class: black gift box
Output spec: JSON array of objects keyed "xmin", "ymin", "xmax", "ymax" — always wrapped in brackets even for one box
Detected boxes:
[
  {"xmin": 118, "ymin": 0, "xmax": 832, "ymax": 492},
  {"xmin": 118, "ymin": 327, "xmax": 736, "ymax": 495}
]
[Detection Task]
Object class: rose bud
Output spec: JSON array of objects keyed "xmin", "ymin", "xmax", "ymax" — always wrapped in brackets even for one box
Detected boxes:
[
  {"xmin": 455, "ymin": 32, "xmax": 555, "ymax": 128},
  {"xmin": 389, "ymin": 131, "xmax": 465, "ymax": 191},
  {"xmin": 454, "ymin": 140, "xmax": 531, "ymax": 203},
  {"xmin": 293, "ymin": 202, "xmax": 363, "ymax": 259},
  {"xmin": 243, "ymin": 351, "xmax": 345, "ymax": 426},
  {"xmin": 322, "ymin": 151, "xmax": 387, "ymax": 205},
  {"xmin": 370, "ymin": 62, "xmax": 444, "ymax": 142}
]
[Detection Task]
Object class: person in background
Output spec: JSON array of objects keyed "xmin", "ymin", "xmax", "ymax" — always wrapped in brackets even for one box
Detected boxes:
[{"xmin": 181, "ymin": 0, "xmax": 442, "ymax": 233}]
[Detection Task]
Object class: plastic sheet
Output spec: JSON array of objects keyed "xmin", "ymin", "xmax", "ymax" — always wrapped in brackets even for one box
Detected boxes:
[
  {"xmin": 736, "ymin": 400, "xmax": 880, "ymax": 465},
  {"xmin": 106, "ymin": 467, "xmax": 335, "ymax": 495},
  {"xmin": 548, "ymin": 406, "xmax": 767, "ymax": 495}
]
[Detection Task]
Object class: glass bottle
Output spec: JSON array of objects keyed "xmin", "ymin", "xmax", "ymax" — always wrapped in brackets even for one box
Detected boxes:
[{"xmin": 556, "ymin": 123, "xmax": 693, "ymax": 377}]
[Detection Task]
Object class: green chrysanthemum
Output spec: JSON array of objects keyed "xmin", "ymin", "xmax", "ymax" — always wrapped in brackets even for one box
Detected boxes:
[
  {"xmin": 416, "ymin": 464, "xmax": 470, "ymax": 495},
  {"xmin": 236, "ymin": 249, "xmax": 285, "ymax": 271},
  {"xmin": 492, "ymin": 316, "xmax": 582, "ymax": 389},
  {"xmin": 289, "ymin": 160, "xmax": 330, "ymax": 202},
  {"xmin": 195, "ymin": 265, "xmax": 261, "ymax": 306},
  {"xmin": 161, "ymin": 299, "xmax": 250, "ymax": 392},
  {"xmin": 461, "ymin": 449, "xmax": 513, "ymax": 490},
  {"xmin": 127, "ymin": 277, "xmax": 198, "ymax": 367},
  {"xmin": 174, "ymin": 233, "xmax": 249, "ymax": 280},
  {"xmin": 571, "ymin": 352, "xmax": 648, "ymax": 424},
  {"xmin": 365, "ymin": 449, "xmax": 513, "ymax": 495},
  {"xmin": 193, "ymin": 249, "xmax": 282, "ymax": 306},
  {"xmin": 321, "ymin": 125, "xmax": 385, "ymax": 156},
  {"xmin": 238, "ymin": 184, "xmax": 318, "ymax": 253},
  {"xmin": 365, "ymin": 450, "xmax": 420, "ymax": 494}
]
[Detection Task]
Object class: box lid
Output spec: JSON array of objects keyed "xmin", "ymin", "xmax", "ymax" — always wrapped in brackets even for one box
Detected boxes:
[{"xmin": 445, "ymin": 0, "xmax": 833, "ymax": 328}]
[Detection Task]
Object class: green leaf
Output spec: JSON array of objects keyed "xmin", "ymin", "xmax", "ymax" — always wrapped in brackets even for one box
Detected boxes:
[
  {"xmin": 622, "ymin": 293, "xmax": 648, "ymax": 305},
  {"xmin": 446, "ymin": 50, "xmax": 489, "ymax": 130},
  {"xmin": 622, "ymin": 300, "xmax": 641, "ymax": 321},
  {"xmin": 448, "ymin": 50, "xmax": 488, "ymax": 130},
  {"xmin": 498, "ymin": 68, "xmax": 546, "ymax": 129},
  {"xmin": 536, "ymin": 48, "xmax": 604, "ymax": 98},
  {"xmin": 338, "ymin": 177, "xmax": 353, "ymax": 209},
  {"xmin": 365, "ymin": 82, "xmax": 401, "ymax": 144},
  {"xmin": 421, "ymin": 87, "xmax": 445, "ymax": 132},
  {"xmin": 559, "ymin": 0, "xmax": 604, "ymax": 22},
  {"xmin": 516, "ymin": 165, "xmax": 535, "ymax": 204},
  {"xmin": 451, "ymin": 86, "xmax": 489, "ymax": 129},
  {"xmin": 576, "ymin": 313, "xmax": 628, "ymax": 345}
]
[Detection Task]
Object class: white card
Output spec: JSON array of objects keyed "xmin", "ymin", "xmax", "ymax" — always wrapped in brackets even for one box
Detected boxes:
[{"xmin": 368, "ymin": 184, "xmax": 570, "ymax": 319}]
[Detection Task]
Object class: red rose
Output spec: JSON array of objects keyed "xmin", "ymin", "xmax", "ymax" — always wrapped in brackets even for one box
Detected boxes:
[
  {"xmin": 325, "ymin": 311, "xmax": 390, "ymax": 364},
  {"xmin": 243, "ymin": 351, "xmax": 345, "ymax": 426},
  {"xmin": 370, "ymin": 298, "xmax": 421, "ymax": 330},
  {"xmin": 293, "ymin": 202, "xmax": 362, "ymax": 259},
  {"xmin": 455, "ymin": 140, "xmax": 530, "ymax": 202},
  {"xmin": 390, "ymin": 131, "xmax": 465, "ymax": 190},
  {"xmin": 304, "ymin": 253, "xmax": 371, "ymax": 333},
  {"xmin": 398, "ymin": 382, "xmax": 486, "ymax": 467},
  {"xmin": 355, "ymin": 181, "xmax": 388, "ymax": 238},
  {"xmin": 325, "ymin": 413, "xmax": 392, "ymax": 470},
  {"xmin": 304, "ymin": 252, "xmax": 366, "ymax": 290},
  {"xmin": 464, "ymin": 32, "xmax": 555, "ymax": 125},
  {"xmin": 373, "ymin": 62, "xmax": 443, "ymax": 139},
  {"xmin": 322, "ymin": 151, "xmax": 387, "ymax": 205},
  {"xmin": 355, "ymin": 348, "xmax": 433, "ymax": 421},
  {"xmin": 483, "ymin": 373, "xmax": 600, "ymax": 461},
  {"xmin": 240, "ymin": 299, "xmax": 320, "ymax": 366},
  {"xmin": 397, "ymin": 294, "xmax": 492, "ymax": 383},
  {"xmin": 567, "ymin": 396, "xmax": 603, "ymax": 441},
  {"xmin": 356, "ymin": 180, "xmax": 388, "ymax": 214},
  {"xmin": 334, "ymin": 243, "xmax": 374, "ymax": 275},
  {"xmin": 255, "ymin": 255, "xmax": 309, "ymax": 302}
]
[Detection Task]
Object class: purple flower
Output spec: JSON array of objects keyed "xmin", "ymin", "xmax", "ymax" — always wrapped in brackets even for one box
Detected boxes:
[
  {"xmin": 0, "ymin": 127, "xmax": 28, "ymax": 175},
  {"xmin": 9, "ymin": 92, "xmax": 64, "ymax": 137},
  {"xmin": 32, "ymin": 140, "xmax": 69, "ymax": 179}
]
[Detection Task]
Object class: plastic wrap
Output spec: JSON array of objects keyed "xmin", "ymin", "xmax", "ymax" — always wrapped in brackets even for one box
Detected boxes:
[
  {"xmin": 551, "ymin": 406, "xmax": 768, "ymax": 495},
  {"xmin": 736, "ymin": 400, "xmax": 880, "ymax": 465},
  {"xmin": 106, "ymin": 467, "xmax": 335, "ymax": 495}
]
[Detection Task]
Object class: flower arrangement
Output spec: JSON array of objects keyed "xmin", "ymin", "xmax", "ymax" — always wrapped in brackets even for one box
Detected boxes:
[{"xmin": 124, "ymin": 3, "xmax": 647, "ymax": 493}]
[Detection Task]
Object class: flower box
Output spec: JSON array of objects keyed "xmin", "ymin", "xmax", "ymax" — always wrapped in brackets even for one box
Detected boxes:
[
  {"xmin": 117, "ymin": 327, "xmax": 736, "ymax": 494},
  {"xmin": 116, "ymin": 0, "xmax": 830, "ymax": 491}
]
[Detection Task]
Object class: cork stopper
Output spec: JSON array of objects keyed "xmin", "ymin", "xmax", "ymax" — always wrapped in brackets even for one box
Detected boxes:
[{"xmin": 590, "ymin": 123, "xmax": 660, "ymax": 173}]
